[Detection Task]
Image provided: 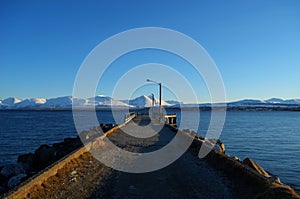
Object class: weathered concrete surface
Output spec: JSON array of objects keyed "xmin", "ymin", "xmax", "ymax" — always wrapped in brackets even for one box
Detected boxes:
[
  {"xmin": 4, "ymin": 115, "xmax": 300, "ymax": 199},
  {"xmin": 88, "ymin": 115, "xmax": 235, "ymax": 198}
]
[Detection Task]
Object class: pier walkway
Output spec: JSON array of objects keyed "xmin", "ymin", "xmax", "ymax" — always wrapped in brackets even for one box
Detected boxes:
[
  {"xmin": 5, "ymin": 115, "xmax": 300, "ymax": 199},
  {"xmin": 89, "ymin": 115, "xmax": 236, "ymax": 198}
]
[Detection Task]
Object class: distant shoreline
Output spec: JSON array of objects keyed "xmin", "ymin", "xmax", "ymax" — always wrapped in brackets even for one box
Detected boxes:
[{"xmin": 0, "ymin": 106, "xmax": 299, "ymax": 112}]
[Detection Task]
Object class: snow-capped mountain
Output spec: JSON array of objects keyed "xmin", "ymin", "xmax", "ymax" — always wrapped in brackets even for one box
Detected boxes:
[
  {"xmin": 265, "ymin": 98, "xmax": 285, "ymax": 104},
  {"xmin": 1, "ymin": 97, "xmax": 22, "ymax": 107},
  {"xmin": 124, "ymin": 95, "xmax": 172, "ymax": 108},
  {"xmin": 0, "ymin": 95, "xmax": 299, "ymax": 109},
  {"xmin": 282, "ymin": 99, "xmax": 300, "ymax": 105},
  {"xmin": 42, "ymin": 96, "xmax": 87, "ymax": 108},
  {"xmin": 228, "ymin": 98, "xmax": 300, "ymax": 107},
  {"xmin": 14, "ymin": 98, "xmax": 46, "ymax": 108},
  {"xmin": 165, "ymin": 100, "xmax": 183, "ymax": 105},
  {"xmin": 228, "ymin": 99, "xmax": 266, "ymax": 107},
  {"xmin": 88, "ymin": 95, "xmax": 132, "ymax": 107},
  {"xmin": 126, "ymin": 95, "xmax": 153, "ymax": 108},
  {"xmin": 265, "ymin": 98, "xmax": 300, "ymax": 104},
  {"xmin": 0, "ymin": 95, "xmax": 133, "ymax": 109}
]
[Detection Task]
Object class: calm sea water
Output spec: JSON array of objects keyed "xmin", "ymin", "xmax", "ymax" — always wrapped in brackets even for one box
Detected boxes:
[{"xmin": 0, "ymin": 110, "xmax": 299, "ymax": 192}]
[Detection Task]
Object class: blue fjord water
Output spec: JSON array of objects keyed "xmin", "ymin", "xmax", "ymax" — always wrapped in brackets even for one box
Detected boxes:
[{"xmin": 0, "ymin": 110, "xmax": 299, "ymax": 192}]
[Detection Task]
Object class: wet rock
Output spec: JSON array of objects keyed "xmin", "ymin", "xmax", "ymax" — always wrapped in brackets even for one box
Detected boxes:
[
  {"xmin": 233, "ymin": 156, "xmax": 241, "ymax": 161},
  {"xmin": 14, "ymin": 163, "xmax": 27, "ymax": 175},
  {"xmin": 17, "ymin": 153, "xmax": 34, "ymax": 165},
  {"xmin": 1, "ymin": 125, "xmax": 114, "ymax": 194},
  {"xmin": 128, "ymin": 185, "xmax": 136, "ymax": 191},
  {"xmin": 57, "ymin": 138, "xmax": 81, "ymax": 154},
  {"xmin": 266, "ymin": 171, "xmax": 281, "ymax": 183},
  {"xmin": 207, "ymin": 139, "xmax": 225, "ymax": 153},
  {"xmin": 64, "ymin": 137, "xmax": 82, "ymax": 149},
  {"xmin": 242, "ymin": 157, "xmax": 270, "ymax": 177},
  {"xmin": 0, "ymin": 164, "xmax": 16, "ymax": 177},
  {"xmin": 32, "ymin": 138, "xmax": 84, "ymax": 171},
  {"xmin": 0, "ymin": 186, "xmax": 5, "ymax": 194},
  {"xmin": 54, "ymin": 150, "xmax": 69, "ymax": 160},
  {"xmin": 52, "ymin": 142, "xmax": 65, "ymax": 148},
  {"xmin": 255, "ymin": 184, "xmax": 300, "ymax": 199},
  {"xmin": 80, "ymin": 127, "xmax": 103, "ymax": 142},
  {"xmin": 100, "ymin": 123, "xmax": 108, "ymax": 132},
  {"xmin": 216, "ymin": 139, "xmax": 225, "ymax": 153},
  {"xmin": 7, "ymin": 173, "xmax": 26, "ymax": 188},
  {"xmin": 273, "ymin": 176, "xmax": 281, "ymax": 184},
  {"xmin": 33, "ymin": 144, "xmax": 56, "ymax": 170},
  {"xmin": 17, "ymin": 153, "xmax": 34, "ymax": 174},
  {"xmin": 105, "ymin": 123, "xmax": 116, "ymax": 130},
  {"xmin": 79, "ymin": 130, "xmax": 92, "ymax": 141},
  {"xmin": 64, "ymin": 137, "xmax": 79, "ymax": 144},
  {"xmin": 79, "ymin": 123, "xmax": 116, "ymax": 140},
  {"xmin": 0, "ymin": 174, "xmax": 8, "ymax": 187}
]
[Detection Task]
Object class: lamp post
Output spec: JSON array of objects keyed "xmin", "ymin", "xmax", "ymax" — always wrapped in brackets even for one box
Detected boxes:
[{"xmin": 146, "ymin": 79, "xmax": 162, "ymax": 120}]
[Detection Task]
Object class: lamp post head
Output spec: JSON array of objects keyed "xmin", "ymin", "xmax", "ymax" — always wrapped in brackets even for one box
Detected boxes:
[{"xmin": 146, "ymin": 79, "xmax": 161, "ymax": 85}]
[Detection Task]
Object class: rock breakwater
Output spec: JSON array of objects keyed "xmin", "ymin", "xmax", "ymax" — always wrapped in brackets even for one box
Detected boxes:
[{"xmin": 0, "ymin": 123, "xmax": 115, "ymax": 196}]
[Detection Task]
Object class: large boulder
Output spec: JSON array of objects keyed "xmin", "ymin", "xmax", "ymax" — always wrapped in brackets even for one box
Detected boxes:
[
  {"xmin": 52, "ymin": 137, "xmax": 82, "ymax": 159},
  {"xmin": 0, "ymin": 164, "xmax": 16, "ymax": 177},
  {"xmin": 255, "ymin": 183, "xmax": 300, "ymax": 199},
  {"xmin": 17, "ymin": 153, "xmax": 35, "ymax": 174},
  {"xmin": 0, "ymin": 186, "xmax": 5, "ymax": 195},
  {"xmin": 79, "ymin": 128, "xmax": 102, "ymax": 142},
  {"xmin": 33, "ymin": 138, "xmax": 82, "ymax": 171},
  {"xmin": 63, "ymin": 137, "xmax": 82, "ymax": 149},
  {"xmin": 7, "ymin": 173, "xmax": 26, "ymax": 188},
  {"xmin": 0, "ymin": 173, "xmax": 8, "ymax": 187},
  {"xmin": 33, "ymin": 144, "xmax": 56, "ymax": 170},
  {"xmin": 17, "ymin": 153, "xmax": 34, "ymax": 165},
  {"xmin": 14, "ymin": 163, "xmax": 28, "ymax": 175},
  {"xmin": 242, "ymin": 158, "xmax": 270, "ymax": 177}
]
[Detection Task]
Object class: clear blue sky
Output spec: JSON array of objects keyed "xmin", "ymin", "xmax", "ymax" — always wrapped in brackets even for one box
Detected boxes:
[{"xmin": 1, "ymin": 0, "xmax": 299, "ymax": 103}]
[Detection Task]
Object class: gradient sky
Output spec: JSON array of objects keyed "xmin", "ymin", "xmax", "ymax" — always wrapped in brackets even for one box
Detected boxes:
[{"xmin": 0, "ymin": 0, "xmax": 299, "ymax": 103}]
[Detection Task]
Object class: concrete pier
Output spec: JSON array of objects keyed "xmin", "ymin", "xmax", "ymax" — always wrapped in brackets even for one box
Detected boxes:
[{"xmin": 4, "ymin": 115, "xmax": 300, "ymax": 199}]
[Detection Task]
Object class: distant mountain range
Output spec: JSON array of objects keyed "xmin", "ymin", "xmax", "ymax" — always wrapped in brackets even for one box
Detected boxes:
[
  {"xmin": 0, "ymin": 95, "xmax": 299, "ymax": 109},
  {"xmin": 227, "ymin": 98, "xmax": 300, "ymax": 107},
  {"xmin": 0, "ymin": 95, "xmax": 170, "ymax": 109},
  {"xmin": 122, "ymin": 95, "xmax": 172, "ymax": 108}
]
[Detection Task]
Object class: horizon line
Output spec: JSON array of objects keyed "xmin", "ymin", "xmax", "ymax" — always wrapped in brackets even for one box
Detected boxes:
[{"xmin": 1, "ymin": 94, "xmax": 300, "ymax": 105}]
